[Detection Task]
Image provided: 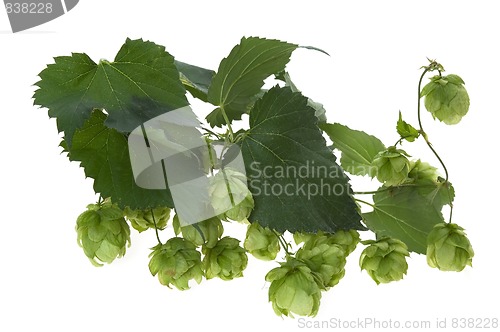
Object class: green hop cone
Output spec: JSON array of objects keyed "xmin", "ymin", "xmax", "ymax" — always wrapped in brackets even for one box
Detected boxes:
[
  {"xmin": 173, "ymin": 214, "xmax": 223, "ymax": 248},
  {"xmin": 426, "ymin": 223, "xmax": 474, "ymax": 272},
  {"xmin": 224, "ymin": 194, "xmax": 254, "ymax": 222},
  {"xmin": 148, "ymin": 237, "xmax": 203, "ymax": 290},
  {"xmin": 266, "ymin": 258, "xmax": 322, "ymax": 317},
  {"xmin": 297, "ymin": 230, "xmax": 360, "ymax": 256},
  {"xmin": 421, "ymin": 74, "xmax": 470, "ymax": 125},
  {"xmin": 293, "ymin": 232, "xmax": 314, "ymax": 245},
  {"xmin": 297, "ymin": 243, "xmax": 346, "ymax": 289},
  {"xmin": 328, "ymin": 230, "xmax": 360, "ymax": 255},
  {"xmin": 359, "ymin": 237, "xmax": 409, "ymax": 284},
  {"xmin": 76, "ymin": 200, "xmax": 131, "ymax": 267},
  {"xmin": 209, "ymin": 168, "xmax": 254, "ymax": 222},
  {"xmin": 372, "ymin": 146, "xmax": 411, "ymax": 186},
  {"xmin": 408, "ymin": 159, "xmax": 439, "ymax": 182},
  {"xmin": 244, "ymin": 222, "xmax": 280, "ymax": 261},
  {"xmin": 202, "ymin": 237, "xmax": 248, "ymax": 280},
  {"xmin": 124, "ymin": 206, "xmax": 171, "ymax": 233}
]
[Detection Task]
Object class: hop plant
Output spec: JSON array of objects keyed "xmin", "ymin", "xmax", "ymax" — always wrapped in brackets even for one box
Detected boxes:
[
  {"xmin": 296, "ymin": 243, "xmax": 346, "ymax": 289},
  {"xmin": 359, "ymin": 238, "xmax": 409, "ymax": 284},
  {"xmin": 76, "ymin": 200, "xmax": 131, "ymax": 267},
  {"xmin": 372, "ymin": 146, "xmax": 411, "ymax": 186},
  {"xmin": 244, "ymin": 222, "xmax": 280, "ymax": 261},
  {"xmin": 266, "ymin": 258, "xmax": 322, "ymax": 317},
  {"xmin": 173, "ymin": 214, "xmax": 223, "ymax": 248},
  {"xmin": 124, "ymin": 206, "xmax": 171, "ymax": 233},
  {"xmin": 148, "ymin": 237, "xmax": 204, "ymax": 290},
  {"xmin": 421, "ymin": 74, "xmax": 470, "ymax": 125},
  {"xmin": 408, "ymin": 159, "xmax": 439, "ymax": 182},
  {"xmin": 426, "ymin": 223, "xmax": 474, "ymax": 272},
  {"xmin": 202, "ymin": 237, "xmax": 248, "ymax": 280},
  {"xmin": 224, "ymin": 194, "xmax": 254, "ymax": 222},
  {"xmin": 328, "ymin": 230, "xmax": 360, "ymax": 255},
  {"xmin": 209, "ymin": 168, "xmax": 254, "ymax": 222},
  {"xmin": 296, "ymin": 230, "xmax": 360, "ymax": 256}
]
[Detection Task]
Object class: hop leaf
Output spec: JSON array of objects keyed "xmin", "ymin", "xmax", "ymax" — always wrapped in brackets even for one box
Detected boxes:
[
  {"xmin": 244, "ymin": 222, "xmax": 280, "ymax": 261},
  {"xmin": 76, "ymin": 200, "xmax": 131, "ymax": 267},
  {"xmin": 209, "ymin": 168, "xmax": 254, "ymax": 222},
  {"xmin": 173, "ymin": 215, "xmax": 223, "ymax": 248},
  {"xmin": 421, "ymin": 74, "xmax": 470, "ymax": 125},
  {"xmin": 148, "ymin": 237, "xmax": 204, "ymax": 290},
  {"xmin": 124, "ymin": 206, "xmax": 171, "ymax": 233},
  {"xmin": 426, "ymin": 223, "xmax": 474, "ymax": 272},
  {"xmin": 372, "ymin": 146, "xmax": 411, "ymax": 186},
  {"xmin": 202, "ymin": 237, "xmax": 248, "ymax": 280},
  {"xmin": 359, "ymin": 237, "xmax": 409, "ymax": 284},
  {"xmin": 396, "ymin": 111, "xmax": 420, "ymax": 142},
  {"xmin": 266, "ymin": 258, "xmax": 322, "ymax": 317},
  {"xmin": 297, "ymin": 243, "xmax": 346, "ymax": 289}
]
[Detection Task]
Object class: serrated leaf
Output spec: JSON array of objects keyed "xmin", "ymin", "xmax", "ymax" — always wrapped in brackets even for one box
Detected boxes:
[
  {"xmin": 175, "ymin": 60, "xmax": 215, "ymax": 102},
  {"xmin": 241, "ymin": 86, "xmax": 363, "ymax": 233},
  {"xmin": 363, "ymin": 186, "xmax": 446, "ymax": 253},
  {"xmin": 34, "ymin": 38, "xmax": 188, "ymax": 146},
  {"xmin": 69, "ymin": 110, "xmax": 174, "ymax": 209},
  {"xmin": 397, "ymin": 111, "xmax": 420, "ymax": 142},
  {"xmin": 275, "ymin": 71, "xmax": 327, "ymax": 123},
  {"xmin": 320, "ymin": 123, "xmax": 386, "ymax": 177},
  {"xmin": 207, "ymin": 37, "xmax": 298, "ymax": 127},
  {"xmin": 414, "ymin": 178, "xmax": 455, "ymax": 211}
]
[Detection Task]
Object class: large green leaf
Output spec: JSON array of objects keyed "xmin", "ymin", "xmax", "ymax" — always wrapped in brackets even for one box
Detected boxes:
[
  {"xmin": 175, "ymin": 60, "xmax": 215, "ymax": 102},
  {"xmin": 241, "ymin": 86, "xmax": 363, "ymax": 233},
  {"xmin": 69, "ymin": 110, "xmax": 174, "ymax": 210},
  {"xmin": 275, "ymin": 71, "xmax": 327, "ymax": 123},
  {"xmin": 207, "ymin": 37, "xmax": 298, "ymax": 127},
  {"xmin": 34, "ymin": 38, "xmax": 188, "ymax": 146},
  {"xmin": 363, "ymin": 186, "xmax": 446, "ymax": 253},
  {"xmin": 321, "ymin": 123, "xmax": 386, "ymax": 177}
]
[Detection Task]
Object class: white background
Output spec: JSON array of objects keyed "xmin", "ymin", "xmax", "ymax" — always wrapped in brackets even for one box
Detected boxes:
[{"xmin": 1, "ymin": 1, "xmax": 499, "ymax": 331}]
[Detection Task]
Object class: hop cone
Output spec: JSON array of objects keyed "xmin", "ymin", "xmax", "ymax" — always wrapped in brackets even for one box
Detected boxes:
[
  {"xmin": 359, "ymin": 238, "xmax": 409, "ymax": 284},
  {"xmin": 209, "ymin": 168, "xmax": 254, "ymax": 222},
  {"xmin": 124, "ymin": 206, "xmax": 171, "ymax": 233},
  {"xmin": 426, "ymin": 223, "xmax": 474, "ymax": 272},
  {"xmin": 266, "ymin": 258, "xmax": 322, "ymax": 317},
  {"xmin": 297, "ymin": 230, "xmax": 360, "ymax": 256},
  {"xmin": 148, "ymin": 237, "xmax": 203, "ymax": 290},
  {"xmin": 173, "ymin": 215, "xmax": 223, "ymax": 248},
  {"xmin": 297, "ymin": 243, "xmax": 346, "ymax": 289},
  {"xmin": 408, "ymin": 159, "xmax": 439, "ymax": 182},
  {"xmin": 76, "ymin": 200, "xmax": 131, "ymax": 267},
  {"xmin": 202, "ymin": 237, "xmax": 248, "ymax": 280},
  {"xmin": 421, "ymin": 74, "xmax": 470, "ymax": 125},
  {"xmin": 244, "ymin": 222, "xmax": 280, "ymax": 261},
  {"xmin": 372, "ymin": 146, "xmax": 411, "ymax": 186}
]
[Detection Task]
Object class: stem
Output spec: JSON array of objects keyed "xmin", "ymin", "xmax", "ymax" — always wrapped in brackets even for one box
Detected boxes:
[
  {"xmin": 150, "ymin": 208, "xmax": 163, "ymax": 246},
  {"xmin": 354, "ymin": 198, "xmax": 375, "ymax": 208},
  {"xmin": 219, "ymin": 106, "xmax": 235, "ymax": 142},
  {"xmin": 354, "ymin": 187, "xmax": 393, "ymax": 195},
  {"xmin": 201, "ymin": 126, "xmax": 221, "ymax": 139},
  {"xmin": 417, "ymin": 65, "xmax": 454, "ymax": 222},
  {"xmin": 274, "ymin": 231, "xmax": 292, "ymax": 256}
]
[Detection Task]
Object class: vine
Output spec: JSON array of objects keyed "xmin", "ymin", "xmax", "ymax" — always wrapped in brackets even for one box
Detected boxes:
[{"xmin": 35, "ymin": 37, "xmax": 474, "ymax": 318}]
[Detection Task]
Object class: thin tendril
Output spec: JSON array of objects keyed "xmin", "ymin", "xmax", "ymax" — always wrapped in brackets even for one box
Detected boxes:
[{"xmin": 417, "ymin": 63, "xmax": 454, "ymax": 223}]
